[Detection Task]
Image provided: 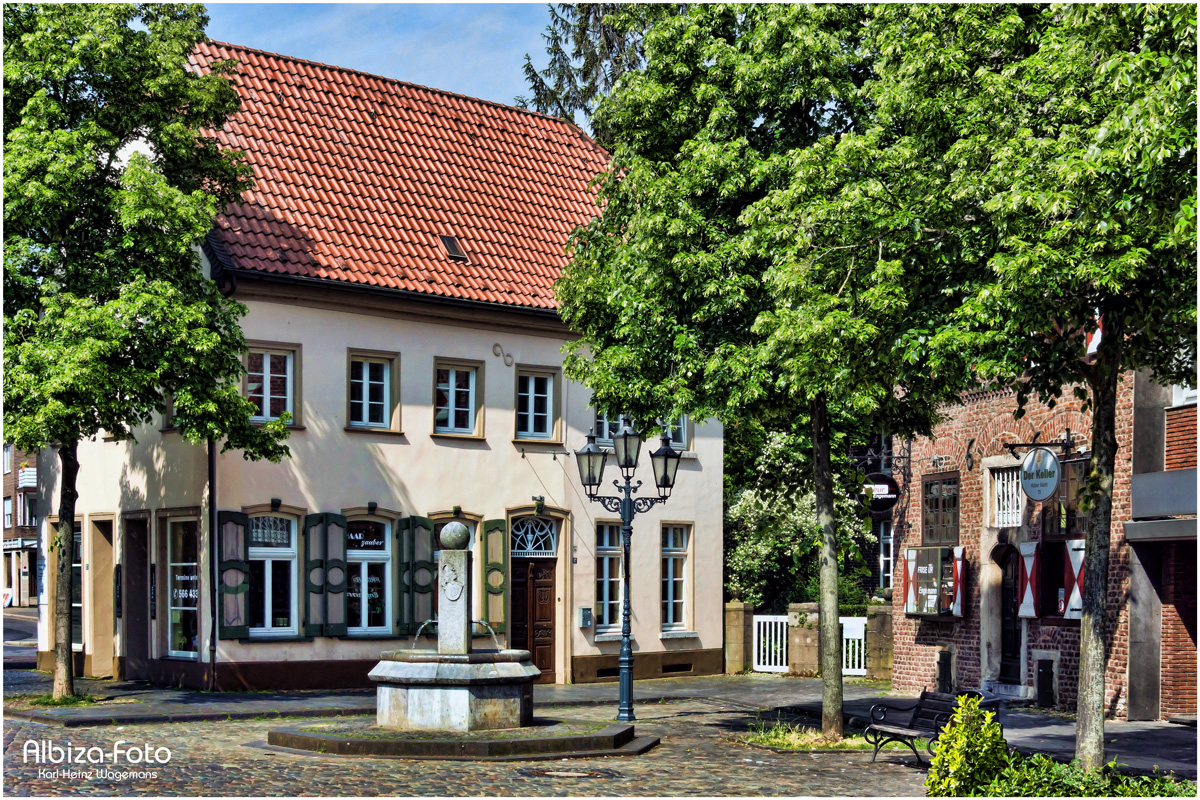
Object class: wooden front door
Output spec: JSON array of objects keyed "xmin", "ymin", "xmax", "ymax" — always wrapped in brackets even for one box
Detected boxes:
[
  {"xmin": 122, "ymin": 518, "xmax": 150, "ymax": 681},
  {"xmin": 999, "ymin": 550, "xmax": 1021, "ymax": 684},
  {"xmin": 510, "ymin": 558, "xmax": 556, "ymax": 683}
]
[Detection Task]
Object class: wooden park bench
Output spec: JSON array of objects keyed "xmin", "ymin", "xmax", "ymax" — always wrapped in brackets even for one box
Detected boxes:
[{"xmin": 864, "ymin": 690, "xmax": 1001, "ymax": 764}]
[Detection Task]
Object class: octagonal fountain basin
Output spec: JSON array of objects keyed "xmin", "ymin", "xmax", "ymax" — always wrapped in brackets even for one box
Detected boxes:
[{"xmin": 368, "ymin": 648, "xmax": 541, "ymax": 731}]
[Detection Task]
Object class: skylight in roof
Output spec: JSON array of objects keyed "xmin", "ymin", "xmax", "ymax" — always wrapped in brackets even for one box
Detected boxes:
[{"xmin": 438, "ymin": 235, "xmax": 468, "ymax": 262}]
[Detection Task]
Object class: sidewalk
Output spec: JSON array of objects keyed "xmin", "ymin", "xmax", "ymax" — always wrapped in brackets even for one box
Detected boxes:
[{"xmin": 4, "ymin": 669, "xmax": 1195, "ymax": 778}]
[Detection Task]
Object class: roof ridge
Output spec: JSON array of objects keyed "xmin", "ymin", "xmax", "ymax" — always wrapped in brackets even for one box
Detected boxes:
[{"xmin": 202, "ymin": 38, "xmax": 607, "ymax": 157}]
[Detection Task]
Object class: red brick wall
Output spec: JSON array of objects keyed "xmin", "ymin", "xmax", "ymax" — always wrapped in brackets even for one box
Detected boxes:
[
  {"xmin": 1164, "ymin": 405, "xmax": 1197, "ymax": 470},
  {"xmin": 891, "ymin": 374, "xmax": 1137, "ymax": 717},
  {"xmin": 1161, "ymin": 540, "xmax": 1197, "ymax": 717}
]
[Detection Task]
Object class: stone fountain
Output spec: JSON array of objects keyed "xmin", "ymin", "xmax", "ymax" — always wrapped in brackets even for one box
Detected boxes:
[{"xmin": 368, "ymin": 522, "xmax": 541, "ymax": 731}]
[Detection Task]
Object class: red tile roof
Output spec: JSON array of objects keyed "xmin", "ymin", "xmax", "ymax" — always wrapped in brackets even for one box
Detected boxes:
[{"xmin": 191, "ymin": 41, "xmax": 609, "ymax": 310}]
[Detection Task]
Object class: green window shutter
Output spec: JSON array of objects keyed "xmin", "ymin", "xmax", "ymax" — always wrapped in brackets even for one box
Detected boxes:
[
  {"xmin": 302, "ymin": 514, "xmax": 326, "ymax": 636},
  {"xmin": 409, "ymin": 516, "xmax": 437, "ymax": 632},
  {"xmin": 323, "ymin": 514, "xmax": 349, "ymax": 636},
  {"xmin": 217, "ymin": 511, "xmax": 250, "ymax": 639},
  {"xmin": 393, "ymin": 517, "xmax": 412, "ymax": 636},
  {"xmin": 482, "ymin": 518, "xmax": 508, "ymax": 634}
]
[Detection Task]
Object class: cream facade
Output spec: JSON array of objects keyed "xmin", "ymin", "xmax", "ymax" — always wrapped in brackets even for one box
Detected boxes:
[{"xmin": 37, "ymin": 271, "xmax": 725, "ymax": 689}]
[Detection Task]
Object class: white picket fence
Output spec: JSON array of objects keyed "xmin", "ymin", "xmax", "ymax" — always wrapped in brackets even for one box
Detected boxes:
[
  {"xmin": 840, "ymin": 616, "xmax": 867, "ymax": 676},
  {"xmin": 752, "ymin": 614, "xmax": 789, "ymax": 673}
]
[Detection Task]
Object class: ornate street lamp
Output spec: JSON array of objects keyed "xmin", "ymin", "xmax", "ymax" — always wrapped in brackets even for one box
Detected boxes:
[{"xmin": 574, "ymin": 416, "xmax": 682, "ymax": 722}]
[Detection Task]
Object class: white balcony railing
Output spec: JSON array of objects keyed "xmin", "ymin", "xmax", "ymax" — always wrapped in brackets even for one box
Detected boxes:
[{"xmin": 16, "ymin": 468, "xmax": 36, "ymax": 490}]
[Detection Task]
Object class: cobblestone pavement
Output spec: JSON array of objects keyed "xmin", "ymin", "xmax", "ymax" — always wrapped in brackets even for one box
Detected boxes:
[{"xmin": 3, "ymin": 700, "xmax": 929, "ymax": 797}]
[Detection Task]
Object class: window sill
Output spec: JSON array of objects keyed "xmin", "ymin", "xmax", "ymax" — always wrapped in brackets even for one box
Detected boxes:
[
  {"xmin": 160, "ymin": 654, "xmax": 199, "ymax": 661},
  {"xmin": 430, "ymin": 432, "xmax": 486, "ymax": 441},
  {"xmin": 238, "ymin": 635, "xmax": 314, "ymax": 643},
  {"xmin": 512, "ymin": 438, "xmax": 564, "ymax": 447},
  {"xmin": 594, "ymin": 631, "xmax": 625, "ymax": 642},
  {"xmin": 339, "ymin": 634, "xmax": 403, "ymax": 640},
  {"xmin": 251, "ymin": 421, "xmax": 306, "ymax": 431},
  {"xmin": 344, "ymin": 426, "xmax": 406, "ymax": 437},
  {"xmin": 660, "ymin": 630, "xmax": 698, "ymax": 639}
]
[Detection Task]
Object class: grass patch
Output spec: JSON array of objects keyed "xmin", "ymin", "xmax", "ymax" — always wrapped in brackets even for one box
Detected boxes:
[
  {"xmin": 845, "ymin": 678, "xmax": 892, "ymax": 690},
  {"xmin": 745, "ymin": 715, "xmax": 918, "ymax": 752},
  {"xmin": 27, "ymin": 693, "xmax": 97, "ymax": 708}
]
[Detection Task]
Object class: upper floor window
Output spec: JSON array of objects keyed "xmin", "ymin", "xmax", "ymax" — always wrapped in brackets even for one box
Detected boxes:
[
  {"xmin": 3, "ymin": 444, "xmax": 10, "ymax": 473},
  {"xmin": 248, "ymin": 514, "xmax": 298, "ymax": 637},
  {"xmin": 516, "ymin": 371, "xmax": 554, "ymax": 440},
  {"xmin": 594, "ymin": 411, "xmax": 621, "ymax": 444},
  {"xmin": 247, "ymin": 348, "xmax": 294, "ymax": 423},
  {"xmin": 3, "ymin": 497, "xmax": 11, "ymax": 529},
  {"xmin": 922, "ymin": 473, "xmax": 959, "ymax": 545},
  {"xmin": 661, "ymin": 415, "xmax": 688, "ymax": 449},
  {"xmin": 1173, "ymin": 384, "xmax": 1198, "ymax": 406},
  {"xmin": 435, "ymin": 364, "xmax": 477, "ymax": 435},
  {"xmin": 993, "ymin": 467, "xmax": 1022, "ymax": 528}
]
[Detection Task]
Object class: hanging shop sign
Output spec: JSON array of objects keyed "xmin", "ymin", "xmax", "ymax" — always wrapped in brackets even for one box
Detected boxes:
[
  {"xmin": 1020, "ymin": 447, "xmax": 1061, "ymax": 502},
  {"xmin": 860, "ymin": 472, "xmax": 901, "ymax": 515}
]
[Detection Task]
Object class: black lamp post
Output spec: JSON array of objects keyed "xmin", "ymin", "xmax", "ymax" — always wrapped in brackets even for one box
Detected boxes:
[{"xmin": 575, "ymin": 415, "xmax": 682, "ymax": 721}]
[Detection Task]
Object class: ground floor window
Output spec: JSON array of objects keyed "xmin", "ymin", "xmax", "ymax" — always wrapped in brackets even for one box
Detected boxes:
[
  {"xmin": 347, "ymin": 519, "xmax": 390, "ymax": 633},
  {"xmin": 70, "ymin": 524, "xmax": 82, "ymax": 649},
  {"xmin": 595, "ymin": 523, "xmax": 622, "ymax": 630},
  {"xmin": 249, "ymin": 515, "xmax": 297, "ymax": 636},
  {"xmin": 168, "ymin": 518, "xmax": 200, "ymax": 657},
  {"xmin": 661, "ymin": 524, "xmax": 689, "ymax": 630},
  {"xmin": 878, "ymin": 520, "xmax": 893, "ymax": 590}
]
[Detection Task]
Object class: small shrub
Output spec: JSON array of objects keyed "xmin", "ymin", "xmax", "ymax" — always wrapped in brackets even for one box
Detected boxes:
[
  {"xmin": 925, "ymin": 695, "xmax": 1010, "ymax": 797},
  {"xmin": 28, "ymin": 693, "xmax": 96, "ymax": 708},
  {"xmin": 980, "ymin": 754, "xmax": 1197, "ymax": 797}
]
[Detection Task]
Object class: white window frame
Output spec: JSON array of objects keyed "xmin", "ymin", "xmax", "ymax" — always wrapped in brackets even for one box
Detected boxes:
[
  {"xmin": 435, "ymin": 366, "xmax": 477, "ymax": 434},
  {"xmin": 661, "ymin": 524, "xmax": 689, "ymax": 630},
  {"xmin": 595, "ymin": 523, "xmax": 622, "ymax": 631},
  {"xmin": 247, "ymin": 349, "xmax": 294, "ymax": 423},
  {"xmin": 3, "ymin": 444, "xmax": 10, "ymax": 474},
  {"xmin": 349, "ymin": 357, "xmax": 391, "ymax": 428},
  {"xmin": 878, "ymin": 520, "xmax": 893, "ymax": 590},
  {"xmin": 594, "ymin": 410, "xmax": 621, "ymax": 445},
  {"xmin": 15, "ymin": 493, "xmax": 36, "ymax": 528},
  {"xmin": 71, "ymin": 525, "xmax": 83, "ymax": 651},
  {"xmin": 660, "ymin": 415, "xmax": 688, "ymax": 449},
  {"xmin": 248, "ymin": 515, "xmax": 299, "ymax": 638},
  {"xmin": 993, "ymin": 466, "xmax": 1023, "ymax": 528},
  {"xmin": 167, "ymin": 517, "xmax": 201, "ymax": 658},
  {"xmin": 346, "ymin": 518, "xmax": 392, "ymax": 635},
  {"xmin": 516, "ymin": 372, "xmax": 554, "ymax": 439},
  {"xmin": 3, "ymin": 497, "xmax": 10, "ymax": 528},
  {"xmin": 1173, "ymin": 384, "xmax": 1198, "ymax": 406}
]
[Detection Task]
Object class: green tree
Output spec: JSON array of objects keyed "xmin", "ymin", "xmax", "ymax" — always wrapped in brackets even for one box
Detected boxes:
[
  {"xmin": 863, "ymin": 3, "xmax": 1195, "ymax": 768},
  {"xmin": 515, "ymin": 3, "xmax": 681, "ymax": 148},
  {"xmin": 3, "ymin": 3, "xmax": 291, "ymax": 699},
  {"xmin": 557, "ymin": 4, "xmax": 974, "ymax": 738}
]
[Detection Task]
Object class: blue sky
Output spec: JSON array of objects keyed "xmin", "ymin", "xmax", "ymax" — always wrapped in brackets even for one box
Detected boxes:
[{"xmin": 203, "ymin": 3, "xmax": 552, "ymax": 107}]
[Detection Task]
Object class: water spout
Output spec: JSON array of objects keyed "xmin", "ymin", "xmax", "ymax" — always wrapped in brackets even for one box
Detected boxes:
[
  {"xmin": 473, "ymin": 620, "xmax": 502, "ymax": 651},
  {"xmin": 411, "ymin": 619, "xmax": 436, "ymax": 649}
]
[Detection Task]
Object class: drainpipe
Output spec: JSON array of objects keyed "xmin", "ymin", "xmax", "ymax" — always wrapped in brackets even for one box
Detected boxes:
[{"xmin": 208, "ymin": 437, "xmax": 218, "ymax": 692}]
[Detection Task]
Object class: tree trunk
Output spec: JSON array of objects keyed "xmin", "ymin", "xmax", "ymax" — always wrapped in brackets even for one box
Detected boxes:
[
  {"xmin": 811, "ymin": 392, "xmax": 844, "ymax": 740},
  {"xmin": 1075, "ymin": 319, "xmax": 1123, "ymax": 770},
  {"xmin": 52, "ymin": 440, "xmax": 80, "ymax": 700}
]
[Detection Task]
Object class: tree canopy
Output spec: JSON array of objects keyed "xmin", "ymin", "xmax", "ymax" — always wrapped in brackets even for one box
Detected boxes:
[{"xmin": 3, "ymin": 2, "xmax": 291, "ymax": 697}]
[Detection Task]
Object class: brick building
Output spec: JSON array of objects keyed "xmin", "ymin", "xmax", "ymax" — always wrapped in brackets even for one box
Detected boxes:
[
  {"xmin": 3, "ymin": 443, "xmax": 40, "ymax": 607},
  {"xmin": 890, "ymin": 372, "xmax": 1196, "ymax": 721}
]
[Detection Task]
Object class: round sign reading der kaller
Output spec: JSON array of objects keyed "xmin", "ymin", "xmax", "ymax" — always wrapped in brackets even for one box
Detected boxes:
[{"xmin": 1020, "ymin": 446, "xmax": 1061, "ymax": 502}]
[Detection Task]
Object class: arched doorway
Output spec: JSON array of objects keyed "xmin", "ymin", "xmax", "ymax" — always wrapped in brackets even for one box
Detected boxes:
[
  {"xmin": 999, "ymin": 548, "xmax": 1022, "ymax": 683},
  {"xmin": 509, "ymin": 516, "xmax": 558, "ymax": 684}
]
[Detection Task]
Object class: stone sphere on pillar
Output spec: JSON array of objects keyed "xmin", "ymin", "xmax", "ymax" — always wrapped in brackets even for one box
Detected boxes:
[{"xmin": 438, "ymin": 521, "xmax": 470, "ymax": 551}]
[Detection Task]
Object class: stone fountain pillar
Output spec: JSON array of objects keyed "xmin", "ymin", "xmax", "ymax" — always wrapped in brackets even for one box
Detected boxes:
[{"xmin": 369, "ymin": 522, "xmax": 541, "ymax": 730}]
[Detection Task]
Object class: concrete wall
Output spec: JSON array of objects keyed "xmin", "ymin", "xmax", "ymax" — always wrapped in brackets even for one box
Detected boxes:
[
  {"xmin": 37, "ymin": 275, "xmax": 725, "ymax": 687},
  {"xmin": 785, "ymin": 603, "xmax": 893, "ymax": 681}
]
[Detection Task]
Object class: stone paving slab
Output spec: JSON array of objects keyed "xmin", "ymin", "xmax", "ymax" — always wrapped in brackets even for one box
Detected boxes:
[{"xmin": 2, "ymin": 699, "xmax": 931, "ymax": 797}]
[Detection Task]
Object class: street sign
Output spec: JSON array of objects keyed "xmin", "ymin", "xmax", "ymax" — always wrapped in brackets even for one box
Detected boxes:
[{"xmin": 1020, "ymin": 447, "xmax": 1061, "ymax": 502}]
